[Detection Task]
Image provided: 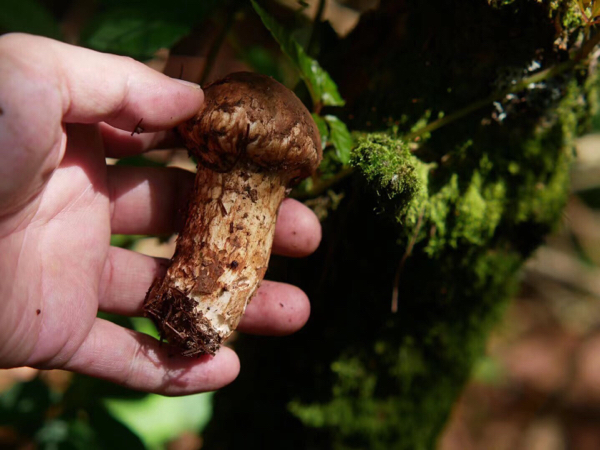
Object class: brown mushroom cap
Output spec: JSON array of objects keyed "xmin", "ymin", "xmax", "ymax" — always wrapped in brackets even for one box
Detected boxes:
[{"xmin": 178, "ymin": 72, "xmax": 322, "ymax": 183}]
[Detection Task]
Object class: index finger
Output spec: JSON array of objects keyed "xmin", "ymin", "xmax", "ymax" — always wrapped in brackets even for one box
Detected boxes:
[{"xmin": 0, "ymin": 33, "xmax": 204, "ymax": 133}]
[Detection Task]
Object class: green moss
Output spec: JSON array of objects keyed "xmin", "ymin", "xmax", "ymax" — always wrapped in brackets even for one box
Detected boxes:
[
  {"xmin": 350, "ymin": 133, "xmax": 436, "ymax": 230},
  {"xmin": 421, "ymin": 174, "xmax": 459, "ymax": 254},
  {"xmin": 351, "ymin": 134, "xmax": 422, "ymax": 202},
  {"xmin": 453, "ymin": 171, "xmax": 506, "ymax": 246},
  {"xmin": 351, "ymin": 133, "xmax": 508, "ymax": 251},
  {"xmin": 415, "ymin": 161, "xmax": 507, "ymax": 254}
]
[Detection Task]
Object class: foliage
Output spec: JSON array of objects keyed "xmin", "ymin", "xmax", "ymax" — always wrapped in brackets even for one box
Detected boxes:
[
  {"xmin": 576, "ymin": 0, "xmax": 600, "ymax": 26},
  {"xmin": 0, "ymin": 376, "xmax": 146, "ymax": 449},
  {"xmin": 250, "ymin": 0, "xmax": 344, "ymax": 108},
  {"xmin": 104, "ymin": 389, "xmax": 213, "ymax": 449},
  {"xmin": 0, "ymin": 0, "xmax": 61, "ymax": 39},
  {"xmin": 325, "ymin": 115, "xmax": 353, "ymax": 164},
  {"xmin": 81, "ymin": 0, "xmax": 222, "ymax": 60}
]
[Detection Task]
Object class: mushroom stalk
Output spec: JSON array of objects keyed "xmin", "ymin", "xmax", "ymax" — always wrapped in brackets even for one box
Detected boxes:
[
  {"xmin": 145, "ymin": 167, "xmax": 287, "ymax": 355},
  {"xmin": 143, "ymin": 72, "xmax": 321, "ymax": 356}
]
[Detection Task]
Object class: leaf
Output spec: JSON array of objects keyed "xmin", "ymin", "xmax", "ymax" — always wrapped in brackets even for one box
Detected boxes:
[
  {"xmin": 88, "ymin": 404, "xmax": 145, "ymax": 450},
  {"xmin": 34, "ymin": 407, "xmax": 145, "ymax": 450},
  {"xmin": 104, "ymin": 392, "xmax": 214, "ymax": 448},
  {"xmin": 312, "ymin": 113, "xmax": 329, "ymax": 150},
  {"xmin": 0, "ymin": 378, "xmax": 54, "ymax": 437},
  {"xmin": 97, "ymin": 312, "xmax": 137, "ymax": 331},
  {"xmin": 81, "ymin": 8, "xmax": 191, "ymax": 60},
  {"xmin": 81, "ymin": 0, "xmax": 220, "ymax": 59},
  {"xmin": 35, "ymin": 418, "xmax": 99, "ymax": 450},
  {"xmin": 0, "ymin": 0, "xmax": 61, "ymax": 39},
  {"xmin": 131, "ymin": 317, "xmax": 161, "ymax": 339},
  {"xmin": 109, "ymin": 234, "xmax": 145, "ymax": 249},
  {"xmin": 592, "ymin": 0, "xmax": 600, "ymax": 18},
  {"xmin": 324, "ymin": 115, "xmax": 353, "ymax": 164},
  {"xmin": 243, "ymin": 46, "xmax": 284, "ymax": 81},
  {"xmin": 65, "ymin": 374, "xmax": 147, "ymax": 405},
  {"xmin": 251, "ymin": 0, "xmax": 345, "ymax": 107}
]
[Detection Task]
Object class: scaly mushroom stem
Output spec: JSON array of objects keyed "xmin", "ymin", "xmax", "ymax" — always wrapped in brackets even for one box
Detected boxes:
[{"xmin": 144, "ymin": 166, "xmax": 287, "ymax": 356}]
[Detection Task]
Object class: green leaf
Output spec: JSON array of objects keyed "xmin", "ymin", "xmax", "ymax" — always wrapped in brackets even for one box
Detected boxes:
[
  {"xmin": 88, "ymin": 404, "xmax": 145, "ymax": 450},
  {"xmin": 243, "ymin": 46, "xmax": 283, "ymax": 81},
  {"xmin": 35, "ymin": 418, "xmax": 99, "ymax": 450},
  {"xmin": 109, "ymin": 234, "xmax": 145, "ymax": 249},
  {"xmin": 65, "ymin": 374, "xmax": 147, "ymax": 406},
  {"xmin": 81, "ymin": 0, "xmax": 222, "ymax": 59},
  {"xmin": 81, "ymin": 7, "xmax": 191, "ymax": 60},
  {"xmin": 0, "ymin": 0, "xmax": 61, "ymax": 39},
  {"xmin": 251, "ymin": 0, "xmax": 345, "ymax": 107},
  {"xmin": 312, "ymin": 113, "xmax": 329, "ymax": 150},
  {"xmin": 131, "ymin": 317, "xmax": 161, "ymax": 340},
  {"xmin": 97, "ymin": 312, "xmax": 137, "ymax": 331},
  {"xmin": 104, "ymin": 392, "xmax": 214, "ymax": 448},
  {"xmin": 0, "ymin": 378, "xmax": 53, "ymax": 435},
  {"xmin": 324, "ymin": 115, "xmax": 353, "ymax": 164},
  {"xmin": 592, "ymin": 0, "xmax": 600, "ymax": 18},
  {"xmin": 34, "ymin": 406, "xmax": 145, "ymax": 450}
]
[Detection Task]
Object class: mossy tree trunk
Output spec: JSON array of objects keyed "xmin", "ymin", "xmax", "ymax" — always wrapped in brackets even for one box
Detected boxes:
[{"xmin": 203, "ymin": 1, "xmax": 600, "ymax": 448}]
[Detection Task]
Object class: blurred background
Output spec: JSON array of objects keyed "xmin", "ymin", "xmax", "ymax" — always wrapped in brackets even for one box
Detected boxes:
[
  {"xmin": 441, "ymin": 133, "xmax": 600, "ymax": 450},
  {"xmin": 3, "ymin": 0, "xmax": 600, "ymax": 448}
]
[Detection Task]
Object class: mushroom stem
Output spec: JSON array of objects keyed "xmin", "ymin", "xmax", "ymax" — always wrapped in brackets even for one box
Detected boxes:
[{"xmin": 144, "ymin": 166, "xmax": 287, "ymax": 356}]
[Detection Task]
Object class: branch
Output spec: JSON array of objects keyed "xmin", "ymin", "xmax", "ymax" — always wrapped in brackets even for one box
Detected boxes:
[
  {"xmin": 298, "ymin": 32, "xmax": 600, "ymax": 198},
  {"xmin": 404, "ymin": 31, "xmax": 600, "ymax": 142}
]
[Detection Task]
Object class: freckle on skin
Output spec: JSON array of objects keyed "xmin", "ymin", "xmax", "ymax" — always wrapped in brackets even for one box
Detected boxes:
[{"xmin": 279, "ymin": 303, "xmax": 284, "ymax": 308}]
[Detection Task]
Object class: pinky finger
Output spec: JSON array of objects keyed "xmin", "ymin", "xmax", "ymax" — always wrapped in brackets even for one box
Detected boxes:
[{"xmin": 62, "ymin": 319, "xmax": 240, "ymax": 396}]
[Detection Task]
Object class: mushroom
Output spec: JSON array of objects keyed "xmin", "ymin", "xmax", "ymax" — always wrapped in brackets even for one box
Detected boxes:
[{"xmin": 143, "ymin": 72, "xmax": 322, "ymax": 356}]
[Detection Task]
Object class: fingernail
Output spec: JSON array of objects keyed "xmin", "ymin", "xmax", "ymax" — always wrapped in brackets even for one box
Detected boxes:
[{"xmin": 172, "ymin": 78, "xmax": 201, "ymax": 89}]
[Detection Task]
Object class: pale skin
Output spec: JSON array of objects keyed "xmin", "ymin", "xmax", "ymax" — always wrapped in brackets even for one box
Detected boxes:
[{"xmin": 0, "ymin": 34, "xmax": 321, "ymax": 395}]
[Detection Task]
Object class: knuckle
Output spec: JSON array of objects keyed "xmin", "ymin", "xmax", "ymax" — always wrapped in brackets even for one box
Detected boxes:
[
  {"xmin": 0, "ymin": 32, "xmax": 29, "ymax": 51},
  {"xmin": 0, "ymin": 33, "xmax": 47, "ymax": 59}
]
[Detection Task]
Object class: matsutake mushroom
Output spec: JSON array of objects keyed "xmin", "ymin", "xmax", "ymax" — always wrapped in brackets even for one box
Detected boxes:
[{"xmin": 143, "ymin": 72, "xmax": 321, "ymax": 356}]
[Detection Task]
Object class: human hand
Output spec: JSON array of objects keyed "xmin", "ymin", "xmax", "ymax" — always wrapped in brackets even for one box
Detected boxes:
[{"xmin": 0, "ymin": 34, "xmax": 321, "ymax": 395}]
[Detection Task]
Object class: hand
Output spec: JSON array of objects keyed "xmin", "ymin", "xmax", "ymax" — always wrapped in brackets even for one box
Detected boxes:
[{"xmin": 0, "ymin": 34, "xmax": 321, "ymax": 395}]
